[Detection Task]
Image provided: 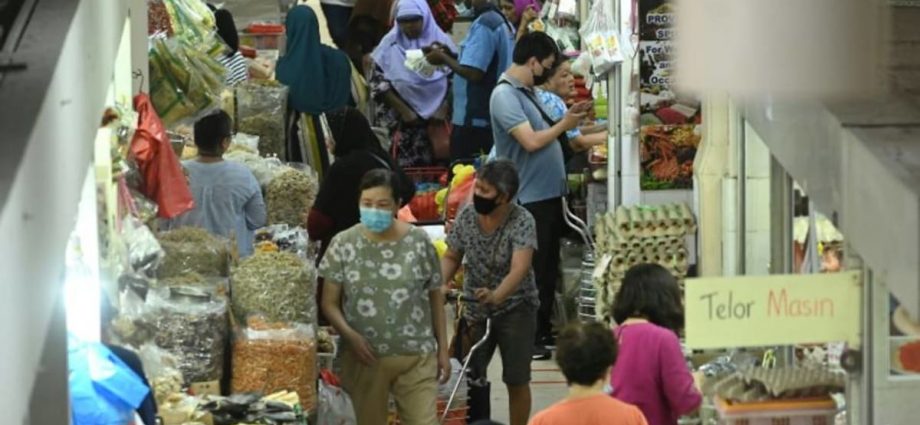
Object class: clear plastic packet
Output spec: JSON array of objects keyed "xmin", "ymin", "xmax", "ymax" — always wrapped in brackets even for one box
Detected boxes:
[
  {"xmin": 149, "ymin": 37, "xmax": 226, "ymax": 127},
  {"xmin": 230, "ymin": 251, "xmax": 317, "ymax": 326},
  {"xmin": 579, "ymin": 0, "xmax": 623, "ymax": 77},
  {"xmin": 236, "ymin": 80, "xmax": 289, "ymax": 159},
  {"xmin": 156, "ymin": 227, "xmax": 232, "ymax": 278},
  {"xmin": 147, "ymin": 286, "xmax": 229, "ymax": 384},
  {"xmin": 155, "ymin": 272, "xmax": 230, "ymax": 298},
  {"xmin": 137, "ymin": 343, "xmax": 186, "ymax": 405},
  {"xmin": 232, "ymin": 317, "xmax": 318, "ymax": 412},
  {"xmin": 232, "ymin": 132, "xmax": 261, "ymax": 153},
  {"xmin": 254, "ymin": 224, "xmax": 311, "ymax": 260},
  {"xmin": 265, "ymin": 164, "xmax": 319, "ymax": 228},
  {"xmin": 123, "ymin": 215, "xmax": 165, "ymax": 275},
  {"xmin": 109, "ymin": 285, "xmax": 156, "ymax": 347},
  {"xmin": 224, "ymin": 150, "xmax": 287, "ymax": 187}
]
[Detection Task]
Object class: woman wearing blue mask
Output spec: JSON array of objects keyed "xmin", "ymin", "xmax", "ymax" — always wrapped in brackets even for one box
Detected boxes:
[{"xmin": 319, "ymin": 169, "xmax": 449, "ymax": 425}]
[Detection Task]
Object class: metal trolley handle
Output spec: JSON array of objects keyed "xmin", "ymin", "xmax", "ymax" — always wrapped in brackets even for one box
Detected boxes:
[{"xmin": 442, "ymin": 292, "xmax": 493, "ymax": 424}]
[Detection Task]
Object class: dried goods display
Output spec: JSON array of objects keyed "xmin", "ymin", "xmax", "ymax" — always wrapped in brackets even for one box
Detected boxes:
[
  {"xmin": 148, "ymin": 287, "xmax": 229, "ymax": 384},
  {"xmin": 231, "ymin": 251, "xmax": 317, "ymax": 325},
  {"xmin": 232, "ymin": 317, "xmax": 318, "ymax": 412},
  {"xmin": 148, "ymin": 0, "xmax": 174, "ymax": 36},
  {"xmin": 157, "ymin": 227, "xmax": 231, "ymax": 278},
  {"xmin": 225, "ymin": 149, "xmax": 288, "ymax": 188},
  {"xmin": 265, "ymin": 167, "xmax": 319, "ymax": 228},
  {"xmin": 237, "ymin": 80, "xmax": 288, "ymax": 159},
  {"xmin": 585, "ymin": 203, "xmax": 696, "ymax": 321}
]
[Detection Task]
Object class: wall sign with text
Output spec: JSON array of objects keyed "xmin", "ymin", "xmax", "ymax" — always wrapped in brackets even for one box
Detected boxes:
[{"xmin": 685, "ymin": 271, "xmax": 862, "ymax": 349}]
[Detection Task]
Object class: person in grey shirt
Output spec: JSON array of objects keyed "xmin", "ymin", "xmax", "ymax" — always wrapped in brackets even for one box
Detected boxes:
[
  {"xmin": 489, "ymin": 32, "xmax": 589, "ymax": 360},
  {"xmin": 166, "ymin": 110, "xmax": 266, "ymax": 257}
]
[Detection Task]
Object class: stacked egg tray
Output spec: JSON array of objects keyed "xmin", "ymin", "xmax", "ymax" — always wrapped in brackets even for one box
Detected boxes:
[
  {"xmin": 702, "ymin": 367, "xmax": 847, "ymax": 403},
  {"xmin": 580, "ymin": 203, "xmax": 697, "ymax": 322}
]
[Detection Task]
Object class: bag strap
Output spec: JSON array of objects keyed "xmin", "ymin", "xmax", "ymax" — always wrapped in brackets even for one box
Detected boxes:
[
  {"xmin": 367, "ymin": 152, "xmax": 393, "ymax": 170},
  {"xmin": 497, "ymin": 80, "xmax": 560, "ymax": 129}
]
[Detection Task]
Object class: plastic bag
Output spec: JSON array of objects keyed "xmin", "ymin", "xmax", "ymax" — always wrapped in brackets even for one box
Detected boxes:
[
  {"xmin": 123, "ymin": 215, "xmax": 164, "ymax": 275},
  {"xmin": 130, "ymin": 93, "xmax": 196, "ymax": 218},
  {"xmin": 317, "ymin": 370, "xmax": 357, "ymax": 425},
  {"xmin": 137, "ymin": 343, "xmax": 185, "ymax": 405},
  {"xmin": 147, "ymin": 286, "xmax": 229, "ymax": 384},
  {"xmin": 254, "ymin": 224, "xmax": 311, "ymax": 260},
  {"xmin": 237, "ymin": 80, "xmax": 289, "ymax": 158},
  {"xmin": 225, "ymin": 150, "xmax": 287, "ymax": 187},
  {"xmin": 70, "ymin": 341, "xmax": 151, "ymax": 425},
  {"xmin": 231, "ymin": 251, "xmax": 317, "ymax": 325},
  {"xmin": 156, "ymin": 227, "xmax": 232, "ymax": 278},
  {"xmin": 109, "ymin": 286, "xmax": 156, "ymax": 347},
  {"xmin": 265, "ymin": 165, "xmax": 320, "ymax": 228},
  {"xmin": 445, "ymin": 176, "xmax": 474, "ymax": 221},
  {"xmin": 233, "ymin": 132, "xmax": 261, "ymax": 152},
  {"xmin": 579, "ymin": 0, "xmax": 623, "ymax": 76},
  {"xmin": 232, "ymin": 317, "xmax": 318, "ymax": 412}
]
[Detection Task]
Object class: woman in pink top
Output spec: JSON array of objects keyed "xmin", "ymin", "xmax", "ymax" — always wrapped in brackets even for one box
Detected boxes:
[{"xmin": 609, "ymin": 264, "xmax": 702, "ymax": 425}]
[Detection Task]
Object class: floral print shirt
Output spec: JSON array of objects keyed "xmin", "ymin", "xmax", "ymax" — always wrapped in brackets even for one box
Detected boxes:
[{"xmin": 319, "ymin": 224, "xmax": 442, "ymax": 357}]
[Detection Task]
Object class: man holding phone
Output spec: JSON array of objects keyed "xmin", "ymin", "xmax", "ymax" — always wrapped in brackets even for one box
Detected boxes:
[{"xmin": 489, "ymin": 32, "xmax": 590, "ymax": 361}]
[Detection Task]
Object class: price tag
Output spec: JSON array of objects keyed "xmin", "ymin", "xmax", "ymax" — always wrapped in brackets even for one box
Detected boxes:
[
  {"xmin": 593, "ymin": 253, "xmax": 614, "ymax": 280},
  {"xmin": 190, "ymin": 380, "xmax": 220, "ymax": 396}
]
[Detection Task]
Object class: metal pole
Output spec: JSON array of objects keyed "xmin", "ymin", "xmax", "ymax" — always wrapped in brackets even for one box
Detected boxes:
[{"xmin": 607, "ymin": 0, "xmax": 623, "ymax": 210}]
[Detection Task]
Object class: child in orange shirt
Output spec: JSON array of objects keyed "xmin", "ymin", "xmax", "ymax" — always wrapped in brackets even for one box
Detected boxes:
[{"xmin": 528, "ymin": 322, "xmax": 649, "ymax": 425}]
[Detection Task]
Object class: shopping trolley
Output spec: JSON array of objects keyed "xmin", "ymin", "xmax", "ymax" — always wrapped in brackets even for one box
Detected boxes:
[
  {"xmin": 443, "ymin": 291, "xmax": 493, "ymax": 425},
  {"xmin": 561, "ymin": 195, "xmax": 599, "ymax": 322}
]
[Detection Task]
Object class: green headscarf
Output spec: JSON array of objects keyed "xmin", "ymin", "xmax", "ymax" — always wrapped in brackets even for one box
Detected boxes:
[{"xmin": 277, "ymin": 6, "xmax": 352, "ymax": 114}]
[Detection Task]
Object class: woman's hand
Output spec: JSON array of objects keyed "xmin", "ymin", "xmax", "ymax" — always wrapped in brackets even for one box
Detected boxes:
[
  {"xmin": 474, "ymin": 287, "xmax": 505, "ymax": 306},
  {"xmin": 437, "ymin": 348, "xmax": 452, "ymax": 384},
  {"xmin": 345, "ymin": 330, "xmax": 377, "ymax": 366}
]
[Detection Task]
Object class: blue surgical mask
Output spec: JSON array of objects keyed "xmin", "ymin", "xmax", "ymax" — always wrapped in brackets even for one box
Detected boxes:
[{"xmin": 360, "ymin": 207, "xmax": 394, "ymax": 233}]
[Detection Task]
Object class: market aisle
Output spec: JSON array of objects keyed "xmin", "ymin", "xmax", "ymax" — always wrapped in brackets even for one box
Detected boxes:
[{"xmin": 487, "ymin": 355, "xmax": 568, "ymax": 423}]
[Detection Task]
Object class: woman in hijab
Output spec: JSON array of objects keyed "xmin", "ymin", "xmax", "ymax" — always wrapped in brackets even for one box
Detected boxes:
[
  {"xmin": 500, "ymin": 0, "xmax": 540, "ymax": 40},
  {"xmin": 208, "ymin": 5, "xmax": 249, "ymax": 86},
  {"xmin": 368, "ymin": 0, "xmax": 457, "ymax": 167},
  {"xmin": 307, "ymin": 107, "xmax": 415, "ymax": 323},
  {"xmin": 277, "ymin": 5, "xmax": 353, "ymax": 175}
]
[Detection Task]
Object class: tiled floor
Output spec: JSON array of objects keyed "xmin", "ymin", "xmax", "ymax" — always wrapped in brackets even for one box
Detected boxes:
[{"xmin": 483, "ymin": 351, "xmax": 569, "ymax": 424}]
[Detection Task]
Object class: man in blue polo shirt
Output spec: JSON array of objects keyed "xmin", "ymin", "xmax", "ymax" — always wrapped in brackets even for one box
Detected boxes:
[
  {"xmin": 490, "ymin": 32, "xmax": 589, "ymax": 360},
  {"xmin": 425, "ymin": 0, "xmax": 515, "ymax": 162}
]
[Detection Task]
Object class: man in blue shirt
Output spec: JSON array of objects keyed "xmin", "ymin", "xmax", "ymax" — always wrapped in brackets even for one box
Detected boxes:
[
  {"xmin": 425, "ymin": 0, "xmax": 515, "ymax": 162},
  {"xmin": 490, "ymin": 32, "xmax": 589, "ymax": 361}
]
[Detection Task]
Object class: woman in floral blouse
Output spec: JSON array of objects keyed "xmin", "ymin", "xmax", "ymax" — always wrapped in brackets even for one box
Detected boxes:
[{"xmin": 319, "ymin": 169, "xmax": 450, "ymax": 425}]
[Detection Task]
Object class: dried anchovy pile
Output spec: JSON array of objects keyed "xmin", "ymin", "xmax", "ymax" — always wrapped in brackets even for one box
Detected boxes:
[
  {"xmin": 265, "ymin": 168, "xmax": 318, "ymax": 228},
  {"xmin": 149, "ymin": 290, "xmax": 229, "ymax": 384},
  {"xmin": 231, "ymin": 251, "xmax": 316, "ymax": 325},
  {"xmin": 157, "ymin": 227, "xmax": 231, "ymax": 278},
  {"xmin": 237, "ymin": 81, "xmax": 287, "ymax": 158},
  {"xmin": 231, "ymin": 318, "xmax": 317, "ymax": 411}
]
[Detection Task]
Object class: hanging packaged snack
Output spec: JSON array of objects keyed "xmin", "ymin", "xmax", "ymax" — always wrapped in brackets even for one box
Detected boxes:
[
  {"xmin": 231, "ymin": 251, "xmax": 317, "ymax": 325},
  {"xmin": 232, "ymin": 317, "xmax": 318, "ymax": 412},
  {"xmin": 580, "ymin": 0, "xmax": 623, "ymax": 77},
  {"xmin": 148, "ymin": 37, "xmax": 227, "ymax": 127},
  {"xmin": 265, "ymin": 165, "xmax": 319, "ymax": 228},
  {"xmin": 236, "ymin": 80, "xmax": 289, "ymax": 158},
  {"xmin": 156, "ymin": 227, "xmax": 232, "ymax": 278},
  {"xmin": 148, "ymin": 286, "xmax": 229, "ymax": 385}
]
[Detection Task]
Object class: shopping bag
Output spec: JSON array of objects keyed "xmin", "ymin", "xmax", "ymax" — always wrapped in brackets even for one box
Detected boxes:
[
  {"xmin": 130, "ymin": 93, "xmax": 196, "ymax": 219},
  {"xmin": 70, "ymin": 341, "xmax": 151, "ymax": 425},
  {"xmin": 317, "ymin": 370, "xmax": 357, "ymax": 425}
]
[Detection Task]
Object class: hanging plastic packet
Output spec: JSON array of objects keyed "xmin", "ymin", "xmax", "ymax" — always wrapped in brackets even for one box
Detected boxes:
[{"xmin": 557, "ymin": 0, "xmax": 578, "ymax": 21}]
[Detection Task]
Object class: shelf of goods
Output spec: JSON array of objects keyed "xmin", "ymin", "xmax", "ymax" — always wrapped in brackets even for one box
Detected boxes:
[{"xmin": 580, "ymin": 203, "xmax": 696, "ymax": 322}]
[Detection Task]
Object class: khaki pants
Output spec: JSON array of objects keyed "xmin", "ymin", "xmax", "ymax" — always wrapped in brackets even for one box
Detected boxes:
[{"xmin": 340, "ymin": 350, "xmax": 438, "ymax": 425}]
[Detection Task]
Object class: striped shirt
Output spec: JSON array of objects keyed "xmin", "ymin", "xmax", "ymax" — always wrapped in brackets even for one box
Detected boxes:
[{"xmin": 220, "ymin": 51, "xmax": 249, "ymax": 86}]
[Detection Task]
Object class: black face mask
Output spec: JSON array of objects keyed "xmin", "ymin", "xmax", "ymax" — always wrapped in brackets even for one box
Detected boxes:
[{"xmin": 473, "ymin": 194, "xmax": 500, "ymax": 215}]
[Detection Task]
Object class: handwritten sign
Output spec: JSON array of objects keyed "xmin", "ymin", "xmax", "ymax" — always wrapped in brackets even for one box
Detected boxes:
[{"xmin": 685, "ymin": 271, "xmax": 862, "ymax": 349}]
